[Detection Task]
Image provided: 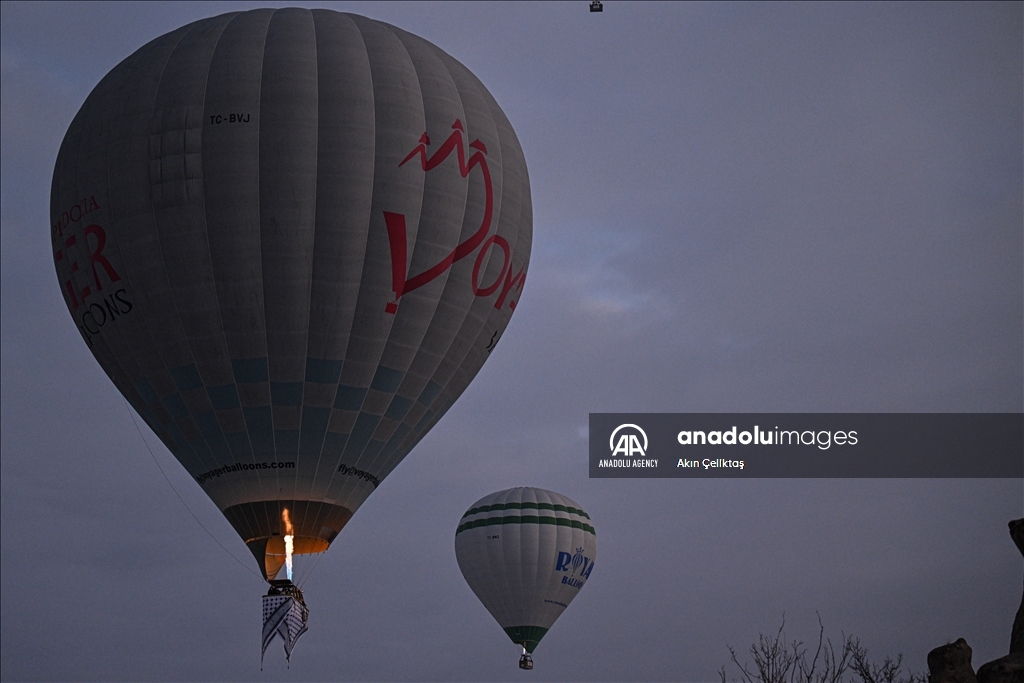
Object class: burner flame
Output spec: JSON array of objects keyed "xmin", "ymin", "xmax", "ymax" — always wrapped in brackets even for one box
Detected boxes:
[{"xmin": 282, "ymin": 508, "xmax": 294, "ymax": 581}]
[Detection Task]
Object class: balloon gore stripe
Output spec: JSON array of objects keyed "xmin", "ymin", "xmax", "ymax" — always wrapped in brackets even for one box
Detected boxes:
[
  {"xmin": 460, "ymin": 501, "xmax": 592, "ymax": 519},
  {"xmin": 455, "ymin": 515, "xmax": 596, "ymax": 536}
]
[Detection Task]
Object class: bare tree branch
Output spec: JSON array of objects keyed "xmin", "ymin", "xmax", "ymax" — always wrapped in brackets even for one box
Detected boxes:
[{"xmin": 721, "ymin": 615, "xmax": 924, "ymax": 683}]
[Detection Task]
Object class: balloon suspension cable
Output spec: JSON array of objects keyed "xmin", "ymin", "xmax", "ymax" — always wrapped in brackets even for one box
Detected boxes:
[
  {"xmin": 122, "ymin": 398, "xmax": 262, "ymax": 579},
  {"xmin": 295, "ymin": 544, "xmax": 329, "ymax": 589}
]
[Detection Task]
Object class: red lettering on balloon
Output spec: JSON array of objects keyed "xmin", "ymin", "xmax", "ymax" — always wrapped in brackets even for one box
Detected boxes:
[
  {"xmin": 384, "ymin": 119, "xmax": 527, "ymax": 313},
  {"xmin": 61, "ymin": 234, "xmax": 90, "ymax": 308},
  {"xmin": 84, "ymin": 224, "xmax": 121, "ymax": 291},
  {"xmin": 53, "ymin": 222, "xmax": 121, "ymax": 311},
  {"xmin": 472, "ymin": 234, "xmax": 509, "ymax": 297},
  {"xmin": 52, "ymin": 197, "xmax": 104, "ymax": 312},
  {"xmin": 52, "ymin": 196, "xmax": 100, "ymax": 244},
  {"xmin": 495, "ymin": 265, "xmax": 526, "ymax": 312}
]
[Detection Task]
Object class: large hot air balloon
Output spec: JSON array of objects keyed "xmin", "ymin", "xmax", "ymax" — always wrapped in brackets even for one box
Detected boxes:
[
  {"xmin": 51, "ymin": 5, "xmax": 530, "ymax": 617},
  {"xmin": 455, "ymin": 487, "xmax": 596, "ymax": 670}
]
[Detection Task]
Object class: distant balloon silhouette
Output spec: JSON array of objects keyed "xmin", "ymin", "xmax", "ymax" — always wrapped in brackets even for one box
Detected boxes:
[
  {"xmin": 51, "ymin": 8, "xmax": 531, "ymax": 583},
  {"xmin": 455, "ymin": 488, "xmax": 596, "ymax": 670}
]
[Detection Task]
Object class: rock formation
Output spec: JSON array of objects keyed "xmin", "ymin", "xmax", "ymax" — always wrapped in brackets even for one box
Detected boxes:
[
  {"xmin": 977, "ymin": 654, "xmax": 1024, "ymax": 683},
  {"xmin": 1010, "ymin": 518, "xmax": 1024, "ymax": 655},
  {"xmin": 975, "ymin": 518, "xmax": 1024, "ymax": 683},
  {"xmin": 928, "ymin": 638, "xmax": 978, "ymax": 683}
]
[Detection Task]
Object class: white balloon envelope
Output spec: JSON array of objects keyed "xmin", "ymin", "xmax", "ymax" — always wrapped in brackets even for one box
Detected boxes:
[
  {"xmin": 50, "ymin": 8, "xmax": 531, "ymax": 583},
  {"xmin": 454, "ymin": 487, "xmax": 596, "ymax": 668}
]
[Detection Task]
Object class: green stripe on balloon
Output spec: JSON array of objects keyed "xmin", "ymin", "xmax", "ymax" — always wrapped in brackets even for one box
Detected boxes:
[
  {"xmin": 455, "ymin": 515, "xmax": 596, "ymax": 536},
  {"xmin": 460, "ymin": 501, "xmax": 592, "ymax": 519}
]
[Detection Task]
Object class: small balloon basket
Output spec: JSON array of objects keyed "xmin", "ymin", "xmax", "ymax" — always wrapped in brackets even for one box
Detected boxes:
[
  {"xmin": 519, "ymin": 648, "xmax": 534, "ymax": 670},
  {"xmin": 262, "ymin": 580, "xmax": 308, "ymax": 667}
]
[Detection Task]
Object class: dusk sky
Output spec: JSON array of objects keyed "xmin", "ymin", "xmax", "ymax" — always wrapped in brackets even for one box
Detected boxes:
[{"xmin": 1, "ymin": 2, "xmax": 1021, "ymax": 681}]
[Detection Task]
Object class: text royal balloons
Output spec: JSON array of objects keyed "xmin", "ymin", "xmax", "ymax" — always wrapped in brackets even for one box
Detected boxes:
[
  {"xmin": 455, "ymin": 488, "xmax": 596, "ymax": 661},
  {"xmin": 51, "ymin": 8, "xmax": 531, "ymax": 581}
]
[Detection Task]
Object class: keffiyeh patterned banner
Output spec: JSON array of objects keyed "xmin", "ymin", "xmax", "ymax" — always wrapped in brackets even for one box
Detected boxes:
[{"xmin": 262, "ymin": 590, "xmax": 308, "ymax": 666}]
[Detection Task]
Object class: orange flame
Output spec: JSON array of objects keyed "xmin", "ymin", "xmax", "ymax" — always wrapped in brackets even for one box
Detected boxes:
[{"xmin": 282, "ymin": 508, "xmax": 294, "ymax": 536}]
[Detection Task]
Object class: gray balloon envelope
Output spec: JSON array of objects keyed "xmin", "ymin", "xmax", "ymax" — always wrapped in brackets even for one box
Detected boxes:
[{"xmin": 50, "ymin": 8, "xmax": 532, "ymax": 580}]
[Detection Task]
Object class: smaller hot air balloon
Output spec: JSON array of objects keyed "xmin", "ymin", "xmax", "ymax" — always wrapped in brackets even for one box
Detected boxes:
[{"xmin": 455, "ymin": 487, "xmax": 596, "ymax": 670}]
